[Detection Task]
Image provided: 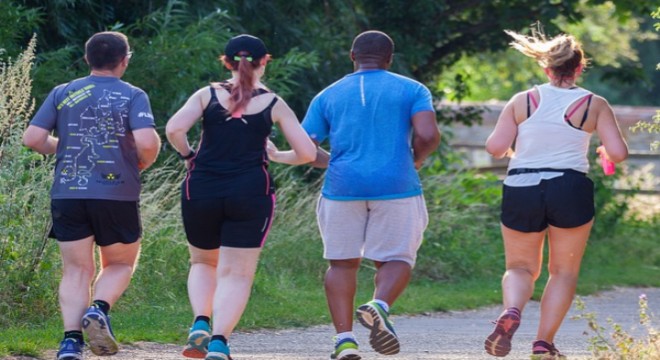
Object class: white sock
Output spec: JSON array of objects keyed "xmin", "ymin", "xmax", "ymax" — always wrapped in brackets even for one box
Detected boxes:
[
  {"xmin": 373, "ymin": 299, "xmax": 390, "ymax": 313},
  {"xmin": 336, "ymin": 331, "xmax": 356, "ymax": 343}
]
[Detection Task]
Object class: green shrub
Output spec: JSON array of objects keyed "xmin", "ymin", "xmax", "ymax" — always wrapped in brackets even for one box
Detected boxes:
[{"xmin": 0, "ymin": 36, "xmax": 60, "ymax": 327}]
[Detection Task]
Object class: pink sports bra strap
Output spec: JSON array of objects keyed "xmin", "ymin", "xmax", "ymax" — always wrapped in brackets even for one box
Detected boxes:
[
  {"xmin": 565, "ymin": 94, "xmax": 592, "ymax": 119},
  {"xmin": 528, "ymin": 91, "xmax": 538, "ymax": 108}
]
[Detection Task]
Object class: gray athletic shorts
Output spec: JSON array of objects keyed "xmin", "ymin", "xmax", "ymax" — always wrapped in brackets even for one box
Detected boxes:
[{"xmin": 316, "ymin": 195, "xmax": 428, "ymax": 266}]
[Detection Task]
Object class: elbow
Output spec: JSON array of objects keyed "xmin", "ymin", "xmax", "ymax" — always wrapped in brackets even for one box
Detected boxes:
[
  {"xmin": 301, "ymin": 150, "xmax": 317, "ymax": 164},
  {"xmin": 165, "ymin": 122, "xmax": 185, "ymax": 143},
  {"xmin": 485, "ymin": 143, "xmax": 502, "ymax": 158},
  {"xmin": 610, "ymin": 148, "xmax": 628, "ymax": 164},
  {"xmin": 22, "ymin": 133, "xmax": 39, "ymax": 150}
]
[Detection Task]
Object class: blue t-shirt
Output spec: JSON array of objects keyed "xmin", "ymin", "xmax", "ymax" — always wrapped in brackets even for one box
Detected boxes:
[
  {"xmin": 30, "ymin": 75, "xmax": 155, "ymax": 201},
  {"xmin": 302, "ymin": 70, "xmax": 434, "ymax": 200}
]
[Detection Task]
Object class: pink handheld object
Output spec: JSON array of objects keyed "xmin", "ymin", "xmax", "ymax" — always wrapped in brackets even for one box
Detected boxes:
[{"xmin": 597, "ymin": 145, "xmax": 615, "ymax": 176}]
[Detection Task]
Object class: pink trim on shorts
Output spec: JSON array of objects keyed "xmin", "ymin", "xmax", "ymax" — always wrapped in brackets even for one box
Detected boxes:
[
  {"xmin": 184, "ymin": 133, "xmax": 203, "ymax": 200},
  {"xmin": 260, "ymin": 193, "xmax": 276, "ymax": 247}
]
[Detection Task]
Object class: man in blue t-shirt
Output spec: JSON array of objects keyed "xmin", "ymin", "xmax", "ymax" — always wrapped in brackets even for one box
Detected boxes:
[
  {"xmin": 22, "ymin": 31, "xmax": 160, "ymax": 360},
  {"xmin": 302, "ymin": 30, "xmax": 440, "ymax": 359}
]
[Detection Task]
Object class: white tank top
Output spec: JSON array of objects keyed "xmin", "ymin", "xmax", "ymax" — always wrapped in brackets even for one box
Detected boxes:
[{"xmin": 505, "ymin": 83, "xmax": 592, "ymax": 187}]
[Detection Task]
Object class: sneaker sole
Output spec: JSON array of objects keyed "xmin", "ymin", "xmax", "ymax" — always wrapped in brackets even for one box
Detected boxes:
[
  {"xmin": 82, "ymin": 312, "xmax": 119, "ymax": 356},
  {"xmin": 484, "ymin": 312, "xmax": 520, "ymax": 357},
  {"xmin": 205, "ymin": 351, "xmax": 231, "ymax": 360},
  {"xmin": 356, "ymin": 304, "xmax": 400, "ymax": 355},
  {"xmin": 57, "ymin": 355, "xmax": 83, "ymax": 360},
  {"xmin": 183, "ymin": 330, "xmax": 210, "ymax": 358},
  {"xmin": 332, "ymin": 348, "xmax": 361, "ymax": 360}
]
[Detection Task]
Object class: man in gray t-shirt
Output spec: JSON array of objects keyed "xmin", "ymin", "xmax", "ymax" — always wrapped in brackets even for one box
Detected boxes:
[{"xmin": 22, "ymin": 31, "xmax": 160, "ymax": 360}]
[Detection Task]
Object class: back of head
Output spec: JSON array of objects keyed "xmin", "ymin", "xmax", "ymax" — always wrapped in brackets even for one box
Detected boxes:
[
  {"xmin": 85, "ymin": 32, "xmax": 129, "ymax": 70},
  {"xmin": 221, "ymin": 34, "xmax": 270, "ymax": 113},
  {"xmin": 505, "ymin": 27, "xmax": 587, "ymax": 83},
  {"xmin": 351, "ymin": 30, "xmax": 394, "ymax": 66}
]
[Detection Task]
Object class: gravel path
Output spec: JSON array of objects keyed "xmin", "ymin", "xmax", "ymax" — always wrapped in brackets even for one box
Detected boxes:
[{"xmin": 7, "ymin": 287, "xmax": 659, "ymax": 360}]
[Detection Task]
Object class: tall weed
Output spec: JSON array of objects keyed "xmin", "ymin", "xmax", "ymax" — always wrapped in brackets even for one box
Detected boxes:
[{"xmin": 0, "ymin": 36, "xmax": 60, "ymax": 326}]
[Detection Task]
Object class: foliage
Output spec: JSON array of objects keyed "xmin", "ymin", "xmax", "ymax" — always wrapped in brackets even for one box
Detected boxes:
[
  {"xmin": 433, "ymin": 0, "xmax": 659, "ymax": 105},
  {"xmin": 0, "ymin": 1, "xmax": 42, "ymax": 59},
  {"xmin": 0, "ymin": 36, "xmax": 59, "ymax": 328},
  {"xmin": 630, "ymin": 7, "xmax": 660, "ymax": 150},
  {"xmin": 4, "ymin": 0, "xmax": 658, "ymax": 128},
  {"xmin": 572, "ymin": 295, "xmax": 659, "ymax": 359}
]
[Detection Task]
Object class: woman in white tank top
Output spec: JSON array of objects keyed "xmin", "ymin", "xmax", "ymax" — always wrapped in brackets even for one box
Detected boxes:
[{"xmin": 483, "ymin": 28, "xmax": 628, "ymax": 359}]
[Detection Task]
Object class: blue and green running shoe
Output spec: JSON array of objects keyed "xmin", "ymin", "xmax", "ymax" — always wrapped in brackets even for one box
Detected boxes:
[
  {"xmin": 356, "ymin": 301, "xmax": 400, "ymax": 355},
  {"xmin": 330, "ymin": 337, "xmax": 361, "ymax": 360},
  {"xmin": 183, "ymin": 321, "xmax": 211, "ymax": 358}
]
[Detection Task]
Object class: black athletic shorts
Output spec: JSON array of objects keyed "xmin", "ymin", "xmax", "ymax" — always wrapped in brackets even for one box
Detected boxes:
[
  {"xmin": 501, "ymin": 171, "xmax": 594, "ymax": 232},
  {"xmin": 182, "ymin": 195, "xmax": 275, "ymax": 250},
  {"xmin": 50, "ymin": 199, "xmax": 142, "ymax": 246}
]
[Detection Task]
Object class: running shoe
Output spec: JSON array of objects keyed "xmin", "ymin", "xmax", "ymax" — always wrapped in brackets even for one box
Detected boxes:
[
  {"xmin": 330, "ymin": 337, "xmax": 361, "ymax": 360},
  {"xmin": 183, "ymin": 327, "xmax": 211, "ymax": 358},
  {"xmin": 530, "ymin": 340, "xmax": 567, "ymax": 360},
  {"xmin": 205, "ymin": 339, "xmax": 232, "ymax": 360},
  {"xmin": 81, "ymin": 305, "xmax": 119, "ymax": 356},
  {"xmin": 356, "ymin": 301, "xmax": 400, "ymax": 355},
  {"xmin": 56, "ymin": 338, "xmax": 83, "ymax": 360},
  {"xmin": 484, "ymin": 307, "xmax": 521, "ymax": 357}
]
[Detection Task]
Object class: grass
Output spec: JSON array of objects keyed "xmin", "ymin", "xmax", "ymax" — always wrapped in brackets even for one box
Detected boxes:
[
  {"xmin": 1, "ymin": 39, "xmax": 658, "ymax": 359},
  {"xmin": 1, "ymin": 188, "xmax": 657, "ymax": 358}
]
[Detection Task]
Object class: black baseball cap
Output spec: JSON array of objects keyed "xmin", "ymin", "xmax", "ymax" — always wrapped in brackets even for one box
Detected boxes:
[{"xmin": 224, "ymin": 34, "xmax": 268, "ymax": 61}]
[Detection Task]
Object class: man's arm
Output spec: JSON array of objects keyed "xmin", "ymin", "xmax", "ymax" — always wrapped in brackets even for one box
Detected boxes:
[
  {"xmin": 133, "ymin": 127, "xmax": 161, "ymax": 170},
  {"xmin": 23, "ymin": 125, "xmax": 58, "ymax": 154},
  {"xmin": 309, "ymin": 140, "xmax": 330, "ymax": 169},
  {"xmin": 411, "ymin": 110, "xmax": 440, "ymax": 169}
]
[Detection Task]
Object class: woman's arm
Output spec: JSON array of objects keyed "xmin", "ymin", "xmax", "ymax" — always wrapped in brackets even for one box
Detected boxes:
[
  {"xmin": 593, "ymin": 96, "xmax": 628, "ymax": 163},
  {"xmin": 165, "ymin": 88, "xmax": 208, "ymax": 159},
  {"xmin": 268, "ymin": 98, "xmax": 316, "ymax": 165},
  {"xmin": 485, "ymin": 95, "xmax": 520, "ymax": 159}
]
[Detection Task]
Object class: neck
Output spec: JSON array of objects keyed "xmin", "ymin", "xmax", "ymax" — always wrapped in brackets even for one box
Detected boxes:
[
  {"xmin": 90, "ymin": 69, "xmax": 119, "ymax": 77},
  {"xmin": 550, "ymin": 79, "xmax": 576, "ymax": 88}
]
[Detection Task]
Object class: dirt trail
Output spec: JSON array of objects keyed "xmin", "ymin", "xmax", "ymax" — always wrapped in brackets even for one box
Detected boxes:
[{"xmin": 5, "ymin": 287, "xmax": 659, "ymax": 360}]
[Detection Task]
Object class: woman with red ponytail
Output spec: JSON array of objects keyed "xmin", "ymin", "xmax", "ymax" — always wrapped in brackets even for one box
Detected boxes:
[{"xmin": 166, "ymin": 34, "xmax": 316, "ymax": 360}]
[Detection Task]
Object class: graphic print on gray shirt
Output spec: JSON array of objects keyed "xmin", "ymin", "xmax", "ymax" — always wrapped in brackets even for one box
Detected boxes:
[{"xmin": 30, "ymin": 75, "xmax": 155, "ymax": 201}]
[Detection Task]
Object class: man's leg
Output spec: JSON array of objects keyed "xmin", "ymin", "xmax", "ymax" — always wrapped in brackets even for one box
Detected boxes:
[
  {"xmin": 94, "ymin": 240, "xmax": 141, "ymax": 305},
  {"xmin": 325, "ymin": 258, "xmax": 361, "ymax": 333},
  {"xmin": 82, "ymin": 240, "xmax": 141, "ymax": 356},
  {"xmin": 372, "ymin": 260, "xmax": 411, "ymax": 306},
  {"xmin": 57, "ymin": 236, "xmax": 96, "ymax": 333}
]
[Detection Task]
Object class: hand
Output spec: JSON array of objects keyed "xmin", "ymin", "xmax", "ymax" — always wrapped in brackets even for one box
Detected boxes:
[
  {"xmin": 266, "ymin": 139, "xmax": 279, "ymax": 161},
  {"xmin": 596, "ymin": 145, "xmax": 611, "ymax": 161}
]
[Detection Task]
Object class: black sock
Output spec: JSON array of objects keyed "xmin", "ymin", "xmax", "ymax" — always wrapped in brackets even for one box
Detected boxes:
[
  {"xmin": 64, "ymin": 330, "xmax": 84, "ymax": 344},
  {"xmin": 194, "ymin": 315, "xmax": 211, "ymax": 324},
  {"xmin": 92, "ymin": 299, "xmax": 111, "ymax": 315},
  {"xmin": 211, "ymin": 335, "xmax": 228, "ymax": 345}
]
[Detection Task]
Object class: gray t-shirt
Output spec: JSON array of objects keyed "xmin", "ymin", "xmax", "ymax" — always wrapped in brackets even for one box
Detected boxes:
[{"xmin": 30, "ymin": 75, "xmax": 155, "ymax": 201}]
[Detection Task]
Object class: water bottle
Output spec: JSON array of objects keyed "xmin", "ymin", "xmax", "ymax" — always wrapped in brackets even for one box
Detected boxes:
[{"xmin": 597, "ymin": 145, "xmax": 615, "ymax": 176}]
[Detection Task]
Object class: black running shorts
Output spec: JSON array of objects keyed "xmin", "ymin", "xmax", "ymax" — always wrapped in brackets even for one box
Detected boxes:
[
  {"xmin": 50, "ymin": 199, "xmax": 141, "ymax": 246},
  {"xmin": 181, "ymin": 195, "xmax": 275, "ymax": 249},
  {"xmin": 501, "ymin": 172, "xmax": 594, "ymax": 232}
]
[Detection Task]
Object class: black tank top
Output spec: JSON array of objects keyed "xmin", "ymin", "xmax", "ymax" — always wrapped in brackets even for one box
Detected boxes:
[{"xmin": 182, "ymin": 83, "xmax": 278, "ymax": 200}]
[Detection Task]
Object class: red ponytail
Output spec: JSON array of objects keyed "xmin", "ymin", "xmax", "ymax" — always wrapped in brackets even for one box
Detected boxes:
[{"xmin": 220, "ymin": 53, "xmax": 270, "ymax": 114}]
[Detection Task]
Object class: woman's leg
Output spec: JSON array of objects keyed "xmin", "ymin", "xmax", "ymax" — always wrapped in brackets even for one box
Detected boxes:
[
  {"xmin": 536, "ymin": 220, "xmax": 593, "ymax": 343},
  {"xmin": 212, "ymin": 246, "xmax": 262, "ymax": 338},
  {"xmin": 501, "ymin": 225, "xmax": 546, "ymax": 311},
  {"xmin": 486, "ymin": 225, "xmax": 546, "ymax": 357},
  {"xmin": 187, "ymin": 245, "xmax": 219, "ymax": 318}
]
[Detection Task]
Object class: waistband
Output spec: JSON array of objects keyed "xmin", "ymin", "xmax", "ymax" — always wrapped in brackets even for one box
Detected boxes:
[{"xmin": 507, "ymin": 168, "xmax": 586, "ymax": 176}]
